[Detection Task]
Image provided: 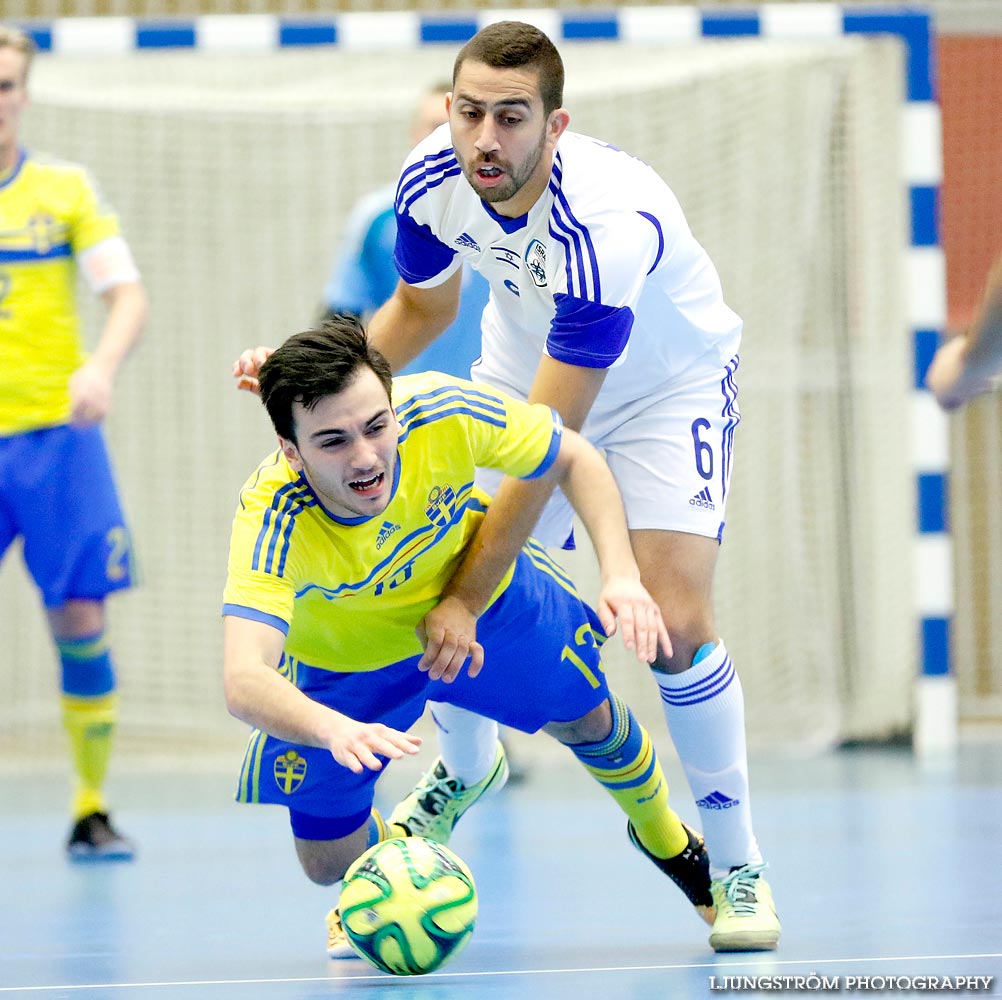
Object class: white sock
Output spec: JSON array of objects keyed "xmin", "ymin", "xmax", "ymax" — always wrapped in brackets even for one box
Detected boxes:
[
  {"xmin": 428, "ymin": 702, "xmax": 499, "ymax": 786},
  {"xmin": 656, "ymin": 640, "xmax": 763, "ymax": 879}
]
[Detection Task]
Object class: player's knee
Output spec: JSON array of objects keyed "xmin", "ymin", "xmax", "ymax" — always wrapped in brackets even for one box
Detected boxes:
[
  {"xmin": 298, "ymin": 852, "xmax": 348, "ymax": 886},
  {"xmin": 47, "ymin": 599, "xmax": 106, "ymax": 641},
  {"xmin": 295, "ymin": 842, "xmax": 352, "ymax": 885},
  {"xmin": 652, "ymin": 612, "xmax": 717, "ymax": 675},
  {"xmin": 544, "ymin": 699, "xmax": 612, "ymax": 745}
]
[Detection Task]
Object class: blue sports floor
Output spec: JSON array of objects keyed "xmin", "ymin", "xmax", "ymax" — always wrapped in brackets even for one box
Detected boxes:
[{"xmin": 2, "ymin": 742, "xmax": 1001, "ymax": 999}]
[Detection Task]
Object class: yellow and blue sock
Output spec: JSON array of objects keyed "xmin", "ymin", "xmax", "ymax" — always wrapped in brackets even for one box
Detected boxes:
[
  {"xmin": 366, "ymin": 808, "xmax": 393, "ymax": 846},
  {"xmin": 59, "ymin": 631, "xmax": 117, "ymax": 820},
  {"xmin": 568, "ymin": 692, "xmax": 689, "ymax": 859}
]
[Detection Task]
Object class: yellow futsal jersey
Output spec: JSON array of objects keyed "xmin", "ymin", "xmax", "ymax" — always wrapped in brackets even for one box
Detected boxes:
[
  {"xmin": 0, "ymin": 150, "xmax": 121, "ymax": 435},
  {"xmin": 223, "ymin": 372, "xmax": 563, "ymax": 673}
]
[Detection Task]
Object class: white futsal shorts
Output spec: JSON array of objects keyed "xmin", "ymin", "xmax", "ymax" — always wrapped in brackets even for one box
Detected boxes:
[{"xmin": 475, "ymin": 356, "xmax": 741, "ymax": 548}]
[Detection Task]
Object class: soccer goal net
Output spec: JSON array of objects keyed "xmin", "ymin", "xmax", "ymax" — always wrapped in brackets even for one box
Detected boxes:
[{"xmin": 0, "ymin": 35, "xmax": 913, "ymax": 764}]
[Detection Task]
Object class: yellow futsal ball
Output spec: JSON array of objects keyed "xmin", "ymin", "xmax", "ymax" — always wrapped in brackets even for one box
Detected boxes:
[{"xmin": 339, "ymin": 837, "xmax": 478, "ymax": 976}]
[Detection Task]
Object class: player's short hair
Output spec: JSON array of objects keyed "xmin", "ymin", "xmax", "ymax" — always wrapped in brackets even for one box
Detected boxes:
[
  {"xmin": 0, "ymin": 25, "xmax": 36, "ymax": 79},
  {"xmin": 453, "ymin": 21, "xmax": 564, "ymax": 114},
  {"xmin": 259, "ymin": 315, "xmax": 393, "ymax": 444}
]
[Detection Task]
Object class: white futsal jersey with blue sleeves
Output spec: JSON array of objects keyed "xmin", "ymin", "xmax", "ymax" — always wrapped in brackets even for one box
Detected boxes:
[{"xmin": 393, "ymin": 126, "xmax": 743, "ymax": 420}]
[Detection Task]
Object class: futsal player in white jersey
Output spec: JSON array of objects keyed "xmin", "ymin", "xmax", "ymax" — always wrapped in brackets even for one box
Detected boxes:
[{"xmin": 235, "ymin": 20, "xmax": 780, "ymax": 952}]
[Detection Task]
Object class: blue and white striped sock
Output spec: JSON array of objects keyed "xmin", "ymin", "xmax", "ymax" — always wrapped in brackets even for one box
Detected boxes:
[{"xmin": 656, "ymin": 640, "xmax": 762, "ymax": 879}]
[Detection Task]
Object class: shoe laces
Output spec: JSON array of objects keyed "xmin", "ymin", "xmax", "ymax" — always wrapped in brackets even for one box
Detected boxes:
[
  {"xmin": 719, "ymin": 862, "xmax": 769, "ymax": 915},
  {"xmin": 416, "ymin": 775, "xmax": 464, "ymax": 818}
]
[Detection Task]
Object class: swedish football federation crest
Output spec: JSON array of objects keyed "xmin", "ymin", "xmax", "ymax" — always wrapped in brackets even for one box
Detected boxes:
[
  {"xmin": 425, "ymin": 485, "xmax": 457, "ymax": 528},
  {"xmin": 274, "ymin": 749, "xmax": 307, "ymax": 795},
  {"xmin": 525, "ymin": 239, "xmax": 547, "ymax": 287}
]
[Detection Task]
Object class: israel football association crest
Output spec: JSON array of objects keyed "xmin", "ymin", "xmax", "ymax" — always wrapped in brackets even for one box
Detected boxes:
[
  {"xmin": 525, "ymin": 239, "xmax": 547, "ymax": 287},
  {"xmin": 425, "ymin": 484, "xmax": 457, "ymax": 528},
  {"xmin": 274, "ymin": 749, "xmax": 307, "ymax": 795}
]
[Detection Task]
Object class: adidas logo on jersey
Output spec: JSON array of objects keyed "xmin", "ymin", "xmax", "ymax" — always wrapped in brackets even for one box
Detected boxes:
[
  {"xmin": 375, "ymin": 520, "xmax": 401, "ymax": 549},
  {"xmin": 454, "ymin": 232, "xmax": 481, "ymax": 253},
  {"xmin": 689, "ymin": 487, "xmax": 715, "ymax": 510},
  {"xmin": 695, "ymin": 790, "xmax": 739, "ymax": 810}
]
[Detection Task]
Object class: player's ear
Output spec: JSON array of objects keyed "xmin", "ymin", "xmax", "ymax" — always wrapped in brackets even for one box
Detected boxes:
[
  {"xmin": 279, "ymin": 436, "xmax": 304, "ymax": 472},
  {"xmin": 546, "ymin": 109, "xmax": 570, "ymax": 148}
]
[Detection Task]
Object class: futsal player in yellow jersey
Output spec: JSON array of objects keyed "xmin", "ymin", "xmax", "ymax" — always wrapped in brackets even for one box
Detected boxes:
[
  {"xmin": 0, "ymin": 26, "xmax": 149, "ymax": 859},
  {"xmin": 223, "ymin": 317, "xmax": 722, "ymax": 957}
]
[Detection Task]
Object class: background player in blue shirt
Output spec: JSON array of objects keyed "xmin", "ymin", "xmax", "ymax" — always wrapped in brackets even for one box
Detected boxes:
[
  {"xmin": 223, "ymin": 317, "xmax": 717, "ymax": 957},
  {"xmin": 319, "ymin": 82, "xmax": 488, "ymax": 381}
]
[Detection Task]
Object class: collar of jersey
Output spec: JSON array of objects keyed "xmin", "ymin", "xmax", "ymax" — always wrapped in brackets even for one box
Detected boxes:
[
  {"xmin": 301, "ymin": 452, "xmax": 402, "ymax": 526},
  {"xmin": 480, "ymin": 198, "xmax": 529, "ymax": 235},
  {"xmin": 0, "ymin": 149, "xmax": 27, "ymax": 191}
]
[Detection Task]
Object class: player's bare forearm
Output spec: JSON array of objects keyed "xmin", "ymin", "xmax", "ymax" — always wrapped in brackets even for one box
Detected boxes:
[
  {"xmin": 70, "ymin": 281, "xmax": 148, "ymax": 423},
  {"xmin": 439, "ymin": 471, "xmax": 560, "ymax": 619},
  {"xmin": 94, "ymin": 281, "xmax": 148, "ymax": 376},
  {"xmin": 963, "ymin": 252, "xmax": 1002, "ymax": 379},
  {"xmin": 927, "ymin": 251, "xmax": 1002, "ymax": 409},
  {"xmin": 527, "ymin": 355, "xmax": 608, "ymax": 431},
  {"xmin": 222, "ymin": 616, "xmax": 420, "ymax": 771},
  {"xmin": 368, "ymin": 272, "xmax": 462, "ymax": 372}
]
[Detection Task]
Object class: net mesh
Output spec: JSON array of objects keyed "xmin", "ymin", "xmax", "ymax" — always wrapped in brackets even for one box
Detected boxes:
[{"xmin": 0, "ymin": 37, "xmax": 911, "ymax": 762}]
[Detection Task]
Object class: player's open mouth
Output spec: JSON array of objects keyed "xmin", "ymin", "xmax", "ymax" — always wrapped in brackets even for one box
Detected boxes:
[
  {"xmin": 349, "ymin": 473, "xmax": 384, "ymax": 495},
  {"xmin": 476, "ymin": 165, "xmax": 504, "ymax": 181}
]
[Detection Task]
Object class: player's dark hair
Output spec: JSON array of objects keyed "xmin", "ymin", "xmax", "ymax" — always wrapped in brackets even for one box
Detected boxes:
[
  {"xmin": 259, "ymin": 315, "xmax": 393, "ymax": 444},
  {"xmin": 453, "ymin": 21, "xmax": 564, "ymax": 114}
]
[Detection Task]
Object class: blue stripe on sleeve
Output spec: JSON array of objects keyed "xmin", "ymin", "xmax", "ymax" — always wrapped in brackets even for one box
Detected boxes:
[
  {"xmin": 522, "ymin": 411, "xmax": 563, "ymax": 480},
  {"xmin": 547, "ymin": 295, "xmax": 634, "ymax": 369},
  {"xmin": 394, "ymin": 210, "xmax": 458, "ymax": 285},
  {"xmin": 637, "ymin": 211, "xmax": 665, "ymax": 274},
  {"xmin": 396, "ymin": 384, "xmax": 506, "ymax": 424},
  {"xmin": 221, "ymin": 604, "xmax": 291, "ymax": 636}
]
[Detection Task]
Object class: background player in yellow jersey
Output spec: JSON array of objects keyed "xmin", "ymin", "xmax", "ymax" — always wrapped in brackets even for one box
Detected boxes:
[
  {"xmin": 223, "ymin": 317, "xmax": 717, "ymax": 956},
  {"xmin": 0, "ymin": 26, "xmax": 149, "ymax": 859}
]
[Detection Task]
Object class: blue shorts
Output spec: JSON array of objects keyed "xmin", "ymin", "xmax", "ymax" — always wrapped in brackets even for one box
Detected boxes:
[
  {"xmin": 0, "ymin": 424, "xmax": 135, "ymax": 607},
  {"xmin": 235, "ymin": 544, "xmax": 611, "ymax": 831}
]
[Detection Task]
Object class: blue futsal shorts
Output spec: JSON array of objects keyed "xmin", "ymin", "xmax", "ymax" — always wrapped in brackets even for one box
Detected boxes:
[
  {"xmin": 234, "ymin": 543, "xmax": 611, "ymax": 834},
  {"xmin": 0, "ymin": 424, "xmax": 135, "ymax": 607}
]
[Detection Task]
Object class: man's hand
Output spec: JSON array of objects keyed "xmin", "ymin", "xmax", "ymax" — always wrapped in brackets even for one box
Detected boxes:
[
  {"xmin": 325, "ymin": 715, "xmax": 422, "ymax": 774},
  {"xmin": 68, "ymin": 359, "xmax": 114, "ymax": 425},
  {"xmin": 595, "ymin": 575, "xmax": 673, "ymax": 663},
  {"xmin": 416, "ymin": 595, "xmax": 484, "ymax": 682},
  {"xmin": 232, "ymin": 346, "xmax": 276, "ymax": 395}
]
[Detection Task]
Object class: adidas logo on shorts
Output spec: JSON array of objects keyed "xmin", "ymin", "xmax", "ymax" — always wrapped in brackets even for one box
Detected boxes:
[{"xmin": 689, "ymin": 487, "xmax": 715, "ymax": 510}]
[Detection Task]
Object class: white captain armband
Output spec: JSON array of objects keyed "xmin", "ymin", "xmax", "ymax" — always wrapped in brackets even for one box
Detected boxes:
[{"xmin": 78, "ymin": 236, "xmax": 141, "ymax": 294}]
